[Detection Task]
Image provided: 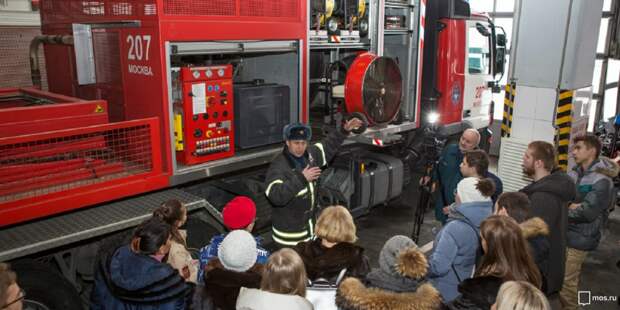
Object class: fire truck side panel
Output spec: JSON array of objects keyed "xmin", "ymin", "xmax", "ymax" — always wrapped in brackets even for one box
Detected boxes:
[
  {"xmin": 436, "ymin": 18, "xmax": 466, "ymax": 126},
  {"xmin": 120, "ymin": 24, "xmax": 173, "ymax": 173},
  {"xmin": 42, "ymin": 40, "xmax": 76, "ymax": 99},
  {"xmin": 462, "ymin": 19, "xmax": 494, "ymax": 130},
  {"xmin": 415, "ymin": 0, "xmax": 427, "ymax": 127}
]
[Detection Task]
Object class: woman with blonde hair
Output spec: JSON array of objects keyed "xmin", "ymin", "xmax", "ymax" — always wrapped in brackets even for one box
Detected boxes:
[
  {"xmin": 236, "ymin": 248, "xmax": 312, "ymax": 310},
  {"xmin": 293, "ymin": 205, "xmax": 370, "ymax": 281},
  {"xmin": 445, "ymin": 215, "xmax": 542, "ymax": 310},
  {"xmin": 493, "ymin": 281, "xmax": 550, "ymax": 310}
]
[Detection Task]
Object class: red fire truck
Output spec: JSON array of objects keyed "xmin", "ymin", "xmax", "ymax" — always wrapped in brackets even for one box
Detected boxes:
[{"xmin": 0, "ymin": 0, "xmax": 504, "ymax": 307}]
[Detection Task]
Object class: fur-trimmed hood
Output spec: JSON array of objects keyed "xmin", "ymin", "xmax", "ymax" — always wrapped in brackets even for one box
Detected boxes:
[
  {"xmin": 520, "ymin": 217, "xmax": 549, "ymax": 239},
  {"xmin": 336, "ymin": 277, "xmax": 442, "ymax": 310},
  {"xmin": 395, "ymin": 247, "xmax": 428, "ymax": 278},
  {"xmin": 593, "ymin": 157, "xmax": 620, "ymax": 178},
  {"xmin": 570, "ymin": 156, "xmax": 620, "ymax": 178},
  {"xmin": 367, "ymin": 246, "xmax": 429, "ymax": 293}
]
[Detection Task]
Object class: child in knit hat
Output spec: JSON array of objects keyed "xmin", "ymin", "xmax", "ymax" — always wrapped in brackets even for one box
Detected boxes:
[
  {"xmin": 442, "ymin": 176, "xmax": 496, "ymax": 217},
  {"xmin": 199, "ymin": 230, "xmax": 264, "ymax": 310},
  {"xmin": 365, "ymin": 235, "xmax": 429, "ymax": 292},
  {"xmin": 198, "ymin": 196, "xmax": 270, "ymax": 283}
]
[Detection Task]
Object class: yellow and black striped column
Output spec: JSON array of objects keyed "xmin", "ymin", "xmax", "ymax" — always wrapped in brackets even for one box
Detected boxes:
[
  {"xmin": 556, "ymin": 89, "xmax": 573, "ymax": 171},
  {"xmin": 501, "ymin": 83, "xmax": 516, "ymax": 137}
]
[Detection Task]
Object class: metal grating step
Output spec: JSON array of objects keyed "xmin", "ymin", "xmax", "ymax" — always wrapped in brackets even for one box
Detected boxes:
[{"xmin": 0, "ymin": 189, "xmax": 208, "ymax": 261}]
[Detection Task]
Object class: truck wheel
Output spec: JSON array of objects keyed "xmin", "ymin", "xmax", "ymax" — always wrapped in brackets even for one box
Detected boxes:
[{"xmin": 11, "ymin": 260, "xmax": 83, "ymax": 310}]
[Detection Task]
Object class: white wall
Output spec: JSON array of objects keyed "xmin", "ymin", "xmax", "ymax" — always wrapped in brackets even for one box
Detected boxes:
[{"xmin": 0, "ymin": 0, "xmax": 40, "ymax": 26}]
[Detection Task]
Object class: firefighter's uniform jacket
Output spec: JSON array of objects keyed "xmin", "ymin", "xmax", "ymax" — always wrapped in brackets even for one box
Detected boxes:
[{"xmin": 265, "ymin": 129, "xmax": 347, "ymax": 246}]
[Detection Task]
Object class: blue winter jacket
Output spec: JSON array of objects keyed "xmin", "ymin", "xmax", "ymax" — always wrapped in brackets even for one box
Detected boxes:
[
  {"xmin": 428, "ymin": 201, "xmax": 492, "ymax": 302},
  {"xmin": 91, "ymin": 245, "xmax": 191, "ymax": 310},
  {"xmin": 197, "ymin": 233, "xmax": 270, "ymax": 283}
]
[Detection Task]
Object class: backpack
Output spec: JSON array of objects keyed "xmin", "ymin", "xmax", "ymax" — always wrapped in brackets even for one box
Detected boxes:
[{"xmin": 305, "ymin": 268, "xmax": 347, "ymax": 310}]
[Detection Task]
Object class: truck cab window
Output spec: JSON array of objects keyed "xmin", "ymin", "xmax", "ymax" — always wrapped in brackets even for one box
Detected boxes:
[{"xmin": 468, "ymin": 23, "xmax": 492, "ymax": 75}]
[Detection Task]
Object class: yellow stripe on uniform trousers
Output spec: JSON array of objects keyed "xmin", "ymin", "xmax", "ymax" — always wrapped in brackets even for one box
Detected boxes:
[
  {"xmin": 272, "ymin": 219, "xmax": 314, "ymax": 246},
  {"xmin": 556, "ymin": 89, "xmax": 573, "ymax": 171}
]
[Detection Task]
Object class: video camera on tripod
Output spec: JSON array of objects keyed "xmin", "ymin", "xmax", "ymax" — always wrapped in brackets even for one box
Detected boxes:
[
  {"xmin": 402, "ymin": 124, "xmax": 447, "ymax": 170},
  {"xmin": 401, "ymin": 118, "xmax": 447, "ymax": 242}
]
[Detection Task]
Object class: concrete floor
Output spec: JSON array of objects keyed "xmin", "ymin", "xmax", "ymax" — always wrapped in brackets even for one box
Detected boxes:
[{"xmin": 353, "ymin": 171, "xmax": 620, "ymax": 309}]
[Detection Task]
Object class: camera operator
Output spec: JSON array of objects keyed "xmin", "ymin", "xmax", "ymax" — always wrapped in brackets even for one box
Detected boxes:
[{"xmin": 421, "ymin": 129, "xmax": 480, "ymax": 224}]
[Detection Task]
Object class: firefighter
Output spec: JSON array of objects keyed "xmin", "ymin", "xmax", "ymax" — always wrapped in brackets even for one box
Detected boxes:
[{"xmin": 265, "ymin": 118, "xmax": 363, "ymax": 247}]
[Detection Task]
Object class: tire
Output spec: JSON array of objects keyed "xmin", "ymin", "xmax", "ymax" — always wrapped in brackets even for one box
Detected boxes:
[{"xmin": 11, "ymin": 260, "xmax": 83, "ymax": 310}]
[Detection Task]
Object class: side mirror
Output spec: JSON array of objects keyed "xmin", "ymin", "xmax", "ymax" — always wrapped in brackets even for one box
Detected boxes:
[
  {"xmin": 494, "ymin": 31, "xmax": 507, "ymax": 77},
  {"xmin": 496, "ymin": 33, "xmax": 506, "ymax": 47}
]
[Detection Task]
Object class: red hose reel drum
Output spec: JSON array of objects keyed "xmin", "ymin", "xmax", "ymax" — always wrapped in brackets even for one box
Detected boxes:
[{"xmin": 344, "ymin": 52, "xmax": 403, "ymax": 125}]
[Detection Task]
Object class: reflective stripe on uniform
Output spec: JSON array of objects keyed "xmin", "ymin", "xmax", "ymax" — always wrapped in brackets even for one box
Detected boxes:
[
  {"xmin": 296, "ymin": 187, "xmax": 308, "ymax": 197},
  {"xmin": 272, "ymin": 226, "xmax": 309, "ymax": 239},
  {"xmin": 265, "ymin": 179, "xmax": 284, "ymax": 196},
  {"xmin": 309, "ymin": 181, "xmax": 315, "ymax": 207},
  {"xmin": 308, "ymin": 219, "xmax": 314, "ymax": 237},
  {"xmin": 315, "ymin": 143, "xmax": 326, "ymax": 166},
  {"xmin": 272, "ymin": 234, "xmax": 311, "ymax": 246}
]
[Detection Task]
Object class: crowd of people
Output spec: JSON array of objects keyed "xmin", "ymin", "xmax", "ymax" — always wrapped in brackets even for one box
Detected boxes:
[
  {"xmin": 0, "ymin": 126, "xmax": 616, "ymax": 310},
  {"xmin": 423, "ymin": 131, "xmax": 616, "ymax": 310}
]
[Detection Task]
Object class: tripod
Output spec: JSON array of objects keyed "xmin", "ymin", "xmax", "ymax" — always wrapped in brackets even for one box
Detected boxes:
[
  {"xmin": 404, "ymin": 123, "xmax": 447, "ymax": 243},
  {"xmin": 411, "ymin": 161, "xmax": 437, "ymax": 243}
]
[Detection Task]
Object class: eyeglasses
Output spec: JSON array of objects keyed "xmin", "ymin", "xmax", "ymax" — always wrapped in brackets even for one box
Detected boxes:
[{"xmin": 2, "ymin": 288, "xmax": 25, "ymax": 309}]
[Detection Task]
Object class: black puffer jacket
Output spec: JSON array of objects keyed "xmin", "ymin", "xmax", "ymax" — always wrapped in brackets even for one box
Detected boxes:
[
  {"xmin": 442, "ymin": 275, "xmax": 503, "ymax": 310},
  {"xmin": 294, "ymin": 238, "xmax": 370, "ymax": 282},
  {"xmin": 520, "ymin": 170, "xmax": 576, "ymax": 294},
  {"xmin": 265, "ymin": 129, "xmax": 347, "ymax": 245}
]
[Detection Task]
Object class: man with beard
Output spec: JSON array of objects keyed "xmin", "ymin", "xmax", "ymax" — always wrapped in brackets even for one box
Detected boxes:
[{"xmin": 519, "ymin": 141, "xmax": 576, "ymax": 309}]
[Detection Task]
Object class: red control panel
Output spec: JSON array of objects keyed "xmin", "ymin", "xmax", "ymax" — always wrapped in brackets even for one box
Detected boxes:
[{"xmin": 177, "ymin": 65, "xmax": 234, "ymax": 165}]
